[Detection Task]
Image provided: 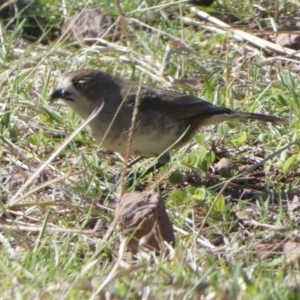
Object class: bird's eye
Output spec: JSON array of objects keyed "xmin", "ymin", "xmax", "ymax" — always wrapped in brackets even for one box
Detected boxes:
[{"xmin": 74, "ymin": 81, "xmax": 85, "ymax": 90}]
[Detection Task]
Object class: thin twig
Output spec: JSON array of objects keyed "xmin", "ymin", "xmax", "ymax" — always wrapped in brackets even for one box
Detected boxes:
[{"xmin": 190, "ymin": 6, "xmax": 300, "ymax": 57}]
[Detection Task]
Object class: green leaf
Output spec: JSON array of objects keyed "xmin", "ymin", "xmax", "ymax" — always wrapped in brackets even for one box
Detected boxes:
[
  {"xmin": 217, "ymin": 123, "xmax": 229, "ymax": 136},
  {"xmin": 196, "ymin": 146, "xmax": 207, "ymax": 158},
  {"xmin": 1, "ymin": 111, "xmax": 10, "ymax": 127},
  {"xmin": 191, "ymin": 188, "xmax": 206, "ymax": 202},
  {"xmin": 169, "ymin": 171, "xmax": 183, "ymax": 184},
  {"xmin": 258, "ymin": 133, "xmax": 268, "ymax": 143},
  {"xmin": 283, "ymin": 154, "xmax": 299, "ymax": 174},
  {"xmin": 170, "ymin": 190, "xmax": 186, "ymax": 205},
  {"xmin": 186, "ymin": 186, "xmax": 206, "ymax": 203},
  {"xmin": 194, "ymin": 134, "xmax": 205, "ymax": 144},
  {"xmin": 206, "ymin": 151, "xmax": 215, "ymax": 164},
  {"xmin": 213, "ymin": 195, "xmax": 225, "ymax": 212},
  {"xmin": 185, "ymin": 153, "xmax": 197, "ymax": 167},
  {"xmin": 42, "ymin": 107, "xmax": 63, "ymax": 124},
  {"xmin": 276, "ymin": 95, "xmax": 288, "ymax": 107},
  {"xmin": 186, "ymin": 186, "xmax": 197, "ymax": 196},
  {"xmin": 198, "ymin": 159, "xmax": 208, "ymax": 172},
  {"xmin": 237, "ymin": 131, "xmax": 247, "ymax": 145}
]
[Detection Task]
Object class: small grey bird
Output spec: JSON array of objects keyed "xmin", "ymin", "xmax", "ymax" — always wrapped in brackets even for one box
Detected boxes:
[{"xmin": 49, "ymin": 69, "xmax": 284, "ymax": 163}]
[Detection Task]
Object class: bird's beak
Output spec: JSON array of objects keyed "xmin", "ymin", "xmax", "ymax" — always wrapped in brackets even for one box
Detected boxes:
[
  {"xmin": 49, "ymin": 88, "xmax": 63, "ymax": 102},
  {"xmin": 49, "ymin": 88, "xmax": 73, "ymax": 102}
]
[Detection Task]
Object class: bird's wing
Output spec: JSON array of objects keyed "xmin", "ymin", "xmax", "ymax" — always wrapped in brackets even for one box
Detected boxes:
[
  {"xmin": 121, "ymin": 84, "xmax": 231, "ymax": 119},
  {"xmin": 152, "ymin": 94, "xmax": 232, "ymax": 119},
  {"xmin": 119, "ymin": 82, "xmax": 284, "ymax": 125}
]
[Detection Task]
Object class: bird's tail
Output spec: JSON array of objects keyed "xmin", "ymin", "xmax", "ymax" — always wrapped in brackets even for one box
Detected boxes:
[
  {"xmin": 199, "ymin": 111, "xmax": 285, "ymax": 126},
  {"xmin": 229, "ymin": 112, "xmax": 285, "ymax": 126}
]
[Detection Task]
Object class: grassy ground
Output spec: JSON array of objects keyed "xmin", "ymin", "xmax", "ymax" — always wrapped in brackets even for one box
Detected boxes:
[{"xmin": 1, "ymin": 0, "xmax": 300, "ymax": 299}]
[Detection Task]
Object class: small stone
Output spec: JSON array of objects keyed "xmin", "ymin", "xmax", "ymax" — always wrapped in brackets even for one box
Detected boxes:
[
  {"xmin": 275, "ymin": 33, "xmax": 300, "ymax": 50},
  {"xmin": 214, "ymin": 157, "xmax": 236, "ymax": 177}
]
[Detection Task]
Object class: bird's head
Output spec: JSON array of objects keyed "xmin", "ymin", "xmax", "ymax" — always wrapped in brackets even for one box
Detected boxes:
[{"xmin": 49, "ymin": 69, "xmax": 121, "ymax": 119}]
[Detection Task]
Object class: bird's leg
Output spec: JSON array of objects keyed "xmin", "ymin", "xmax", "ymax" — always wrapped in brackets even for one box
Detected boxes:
[
  {"xmin": 138, "ymin": 152, "xmax": 170, "ymax": 177},
  {"xmin": 138, "ymin": 161, "xmax": 166, "ymax": 177},
  {"xmin": 126, "ymin": 156, "xmax": 143, "ymax": 168}
]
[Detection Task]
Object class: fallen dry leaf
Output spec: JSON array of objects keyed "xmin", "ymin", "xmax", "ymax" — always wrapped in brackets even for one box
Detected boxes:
[{"xmin": 117, "ymin": 191, "xmax": 175, "ymax": 254}]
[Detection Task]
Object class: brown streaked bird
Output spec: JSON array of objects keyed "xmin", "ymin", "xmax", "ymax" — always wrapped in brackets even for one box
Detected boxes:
[{"xmin": 49, "ymin": 69, "xmax": 284, "ymax": 163}]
